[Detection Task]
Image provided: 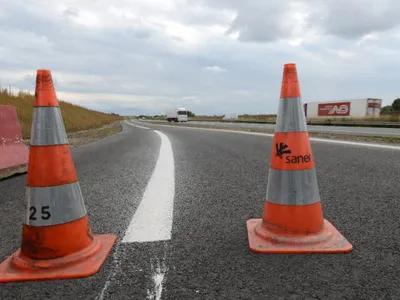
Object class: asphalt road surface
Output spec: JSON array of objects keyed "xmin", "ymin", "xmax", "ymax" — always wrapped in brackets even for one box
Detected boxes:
[
  {"xmin": 154, "ymin": 120, "xmax": 400, "ymax": 137},
  {"xmin": 1, "ymin": 120, "xmax": 400, "ymax": 300}
]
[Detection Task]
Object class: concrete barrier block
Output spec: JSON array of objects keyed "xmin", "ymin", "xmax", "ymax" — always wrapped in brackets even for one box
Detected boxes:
[{"xmin": 0, "ymin": 105, "xmax": 29, "ymax": 180}]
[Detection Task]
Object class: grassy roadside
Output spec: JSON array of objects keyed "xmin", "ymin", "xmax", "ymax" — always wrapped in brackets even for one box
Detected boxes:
[
  {"xmin": 143, "ymin": 120, "xmax": 400, "ymax": 145},
  {"xmin": 0, "ymin": 88, "xmax": 123, "ymax": 140}
]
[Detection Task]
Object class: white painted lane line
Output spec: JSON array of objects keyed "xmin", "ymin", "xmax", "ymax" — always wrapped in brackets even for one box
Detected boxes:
[
  {"xmin": 125, "ymin": 120, "xmax": 150, "ymax": 130},
  {"xmin": 97, "ymin": 129, "xmax": 173, "ymax": 300},
  {"xmin": 122, "ymin": 130, "xmax": 175, "ymax": 243},
  {"xmin": 146, "ymin": 123, "xmax": 400, "ymax": 150},
  {"xmin": 307, "ymin": 137, "xmax": 400, "ymax": 150},
  {"xmin": 135, "ymin": 125, "xmax": 150, "ymax": 130}
]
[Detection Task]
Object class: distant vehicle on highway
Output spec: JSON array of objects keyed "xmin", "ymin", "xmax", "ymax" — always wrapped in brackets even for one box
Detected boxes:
[
  {"xmin": 167, "ymin": 107, "xmax": 188, "ymax": 122},
  {"xmin": 223, "ymin": 113, "xmax": 239, "ymax": 120}
]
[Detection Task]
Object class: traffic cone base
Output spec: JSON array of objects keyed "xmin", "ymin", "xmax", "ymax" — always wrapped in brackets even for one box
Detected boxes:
[
  {"xmin": 0, "ymin": 234, "xmax": 116, "ymax": 283},
  {"xmin": 247, "ymin": 219, "xmax": 352, "ymax": 254}
]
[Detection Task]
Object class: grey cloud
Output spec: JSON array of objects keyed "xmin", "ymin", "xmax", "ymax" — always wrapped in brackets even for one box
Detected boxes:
[
  {"xmin": 225, "ymin": 3, "xmax": 291, "ymax": 42},
  {"xmin": 311, "ymin": 0, "xmax": 400, "ymax": 39},
  {"xmin": 196, "ymin": 0, "xmax": 298, "ymax": 42},
  {"xmin": 200, "ymin": 0, "xmax": 400, "ymax": 42},
  {"xmin": 63, "ymin": 7, "xmax": 79, "ymax": 18},
  {"xmin": 1, "ymin": 0, "xmax": 400, "ymax": 116}
]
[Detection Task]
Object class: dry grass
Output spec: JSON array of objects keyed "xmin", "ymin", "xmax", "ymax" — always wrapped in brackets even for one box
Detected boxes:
[
  {"xmin": 191, "ymin": 113, "xmax": 400, "ymax": 124},
  {"xmin": 238, "ymin": 114, "xmax": 277, "ymax": 121},
  {"xmin": 0, "ymin": 89, "xmax": 123, "ymax": 139},
  {"xmin": 307, "ymin": 115, "xmax": 400, "ymax": 122},
  {"xmin": 191, "ymin": 115, "xmax": 224, "ymax": 121}
]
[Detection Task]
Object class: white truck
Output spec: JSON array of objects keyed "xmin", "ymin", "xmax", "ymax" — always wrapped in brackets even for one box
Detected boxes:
[
  {"xmin": 223, "ymin": 113, "xmax": 239, "ymax": 120},
  {"xmin": 166, "ymin": 107, "xmax": 188, "ymax": 122}
]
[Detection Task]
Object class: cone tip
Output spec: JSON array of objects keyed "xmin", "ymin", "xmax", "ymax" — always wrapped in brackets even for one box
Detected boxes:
[
  {"xmin": 280, "ymin": 62, "xmax": 300, "ymax": 98},
  {"xmin": 37, "ymin": 69, "xmax": 52, "ymax": 75},
  {"xmin": 34, "ymin": 69, "xmax": 58, "ymax": 107},
  {"xmin": 283, "ymin": 63, "xmax": 297, "ymax": 71}
]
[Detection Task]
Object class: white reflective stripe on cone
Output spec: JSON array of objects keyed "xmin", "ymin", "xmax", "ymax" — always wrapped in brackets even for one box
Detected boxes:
[
  {"xmin": 30, "ymin": 107, "xmax": 69, "ymax": 146},
  {"xmin": 24, "ymin": 181, "xmax": 87, "ymax": 226},
  {"xmin": 275, "ymin": 97, "xmax": 308, "ymax": 133},
  {"xmin": 266, "ymin": 168, "xmax": 320, "ymax": 206}
]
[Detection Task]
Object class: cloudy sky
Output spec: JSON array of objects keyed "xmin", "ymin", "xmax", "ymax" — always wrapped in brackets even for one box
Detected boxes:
[{"xmin": 0, "ymin": 0, "xmax": 399, "ymax": 116}]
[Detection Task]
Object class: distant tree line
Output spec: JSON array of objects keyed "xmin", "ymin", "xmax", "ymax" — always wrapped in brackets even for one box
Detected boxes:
[
  {"xmin": 381, "ymin": 98, "xmax": 400, "ymax": 114},
  {"xmin": 135, "ymin": 110, "xmax": 196, "ymax": 119}
]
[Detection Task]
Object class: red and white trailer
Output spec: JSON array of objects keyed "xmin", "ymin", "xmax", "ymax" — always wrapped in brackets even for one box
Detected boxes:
[{"xmin": 303, "ymin": 98, "xmax": 382, "ymax": 119}]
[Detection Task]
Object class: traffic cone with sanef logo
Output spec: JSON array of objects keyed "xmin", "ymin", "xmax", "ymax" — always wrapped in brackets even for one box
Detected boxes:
[
  {"xmin": 246, "ymin": 63, "xmax": 353, "ymax": 254},
  {"xmin": 0, "ymin": 69, "xmax": 117, "ymax": 282}
]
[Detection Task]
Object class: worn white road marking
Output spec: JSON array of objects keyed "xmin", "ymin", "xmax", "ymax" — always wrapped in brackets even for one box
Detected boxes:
[
  {"xmin": 142, "ymin": 122, "xmax": 400, "ymax": 150},
  {"xmin": 96, "ymin": 243, "xmax": 122, "ymax": 300},
  {"xmin": 147, "ymin": 257, "xmax": 168, "ymax": 300},
  {"xmin": 305, "ymin": 137, "xmax": 400, "ymax": 150},
  {"xmin": 122, "ymin": 130, "xmax": 175, "ymax": 243}
]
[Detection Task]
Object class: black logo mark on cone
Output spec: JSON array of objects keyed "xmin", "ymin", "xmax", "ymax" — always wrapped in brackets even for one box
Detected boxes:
[{"xmin": 275, "ymin": 142, "xmax": 291, "ymax": 159}]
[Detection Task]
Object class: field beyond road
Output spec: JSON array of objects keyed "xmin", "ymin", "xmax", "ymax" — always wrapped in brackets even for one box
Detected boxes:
[{"xmin": 0, "ymin": 88, "xmax": 123, "ymax": 140}]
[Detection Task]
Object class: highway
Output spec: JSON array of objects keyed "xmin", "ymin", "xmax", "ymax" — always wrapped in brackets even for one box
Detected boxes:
[
  {"xmin": 155, "ymin": 120, "xmax": 400, "ymax": 137},
  {"xmin": 1, "ymin": 120, "xmax": 400, "ymax": 300}
]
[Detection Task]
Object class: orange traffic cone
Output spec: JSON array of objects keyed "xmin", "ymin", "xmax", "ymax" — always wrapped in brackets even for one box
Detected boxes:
[
  {"xmin": 246, "ymin": 63, "xmax": 353, "ymax": 254},
  {"xmin": 0, "ymin": 70, "xmax": 117, "ymax": 282}
]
